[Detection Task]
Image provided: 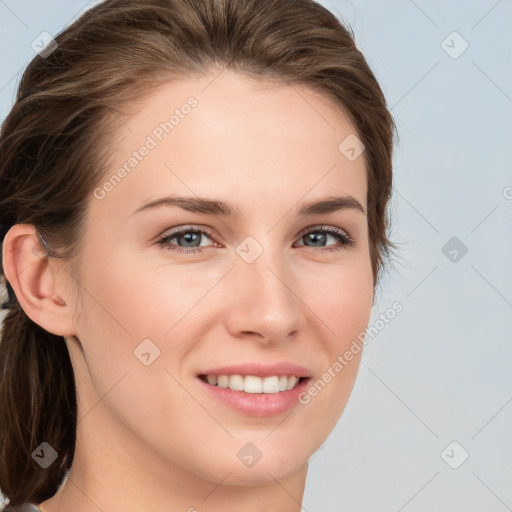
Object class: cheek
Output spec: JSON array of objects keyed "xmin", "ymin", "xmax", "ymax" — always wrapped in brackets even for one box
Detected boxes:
[
  {"xmin": 318, "ymin": 278, "xmax": 373, "ymax": 333},
  {"xmin": 296, "ymin": 258, "xmax": 373, "ymax": 423},
  {"xmin": 74, "ymin": 253, "xmax": 229, "ymax": 407},
  {"xmin": 72, "ymin": 254, "xmax": 203, "ymax": 434},
  {"xmin": 303, "ymin": 256, "xmax": 374, "ymax": 344},
  {"xmin": 81, "ymin": 254, "xmax": 207, "ymax": 341}
]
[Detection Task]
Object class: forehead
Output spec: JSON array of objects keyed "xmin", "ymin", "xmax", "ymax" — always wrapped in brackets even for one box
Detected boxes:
[{"xmin": 92, "ymin": 69, "xmax": 367, "ymax": 221}]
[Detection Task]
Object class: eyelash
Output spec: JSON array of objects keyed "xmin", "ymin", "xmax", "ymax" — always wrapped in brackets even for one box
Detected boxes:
[{"xmin": 156, "ymin": 225, "xmax": 355, "ymax": 255}]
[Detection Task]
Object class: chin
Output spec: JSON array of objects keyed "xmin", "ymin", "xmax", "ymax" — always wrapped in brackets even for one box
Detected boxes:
[
  {"xmin": 219, "ymin": 458, "xmax": 309, "ymax": 487},
  {"xmin": 194, "ymin": 437, "xmax": 314, "ymax": 487}
]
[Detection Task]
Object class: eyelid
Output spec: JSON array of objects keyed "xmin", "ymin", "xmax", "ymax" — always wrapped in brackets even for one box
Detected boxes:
[
  {"xmin": 158, "ymin": 224, "xmax": 216, "ymax": 241},
  {"xmin": 296, "ymin": 224, "xmax": 350, "ymax": 238}
]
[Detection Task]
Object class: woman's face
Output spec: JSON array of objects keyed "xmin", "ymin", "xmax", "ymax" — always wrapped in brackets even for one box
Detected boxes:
[{"xmin": 67, "ymin": 69, "xmax": 373, "ymax": 491}]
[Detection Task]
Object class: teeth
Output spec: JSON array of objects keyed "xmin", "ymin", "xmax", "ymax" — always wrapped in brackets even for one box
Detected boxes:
[
  {"xmin": 218, "ymin": 375, "xmax": 229, "ymax": 388},
  {"xmin": 262, "ymin": 376, "xmax": 279, "ymax": 393},
  {"xmin": 286, "ymin": 376, "xmax": 298, "ymax": 390},
  {"xmin": 207, "ymin": 375, "xmax": 218, "ymax": 386},
  {"xmin": 228, "ymin": 374, "xmax": 244, "ymax": 391},
  {"xmin": 203, "ymin": 374, "xmax": 303, "ymax": 393},
  {"xmin": 244, "ymin": 375, "xmax": 263, "ymax": 393}
]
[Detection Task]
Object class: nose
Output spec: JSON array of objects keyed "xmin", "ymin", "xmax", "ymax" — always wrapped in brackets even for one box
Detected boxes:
[{"xmin": 223, "ymin": 244, "xmax": 306, "ymax": 344}]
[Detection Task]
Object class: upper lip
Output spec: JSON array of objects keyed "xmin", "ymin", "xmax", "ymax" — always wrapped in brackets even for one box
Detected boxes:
[{"xmin": 198, "ymin": 362, "xmax": 311, "ymax": 378}]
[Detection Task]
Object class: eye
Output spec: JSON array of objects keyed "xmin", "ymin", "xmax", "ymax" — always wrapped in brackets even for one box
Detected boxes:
[
  {"xmin": 156, "ymin": 225, "xmax": 354, "ymax": 254},
  {"xmin": 156, "ymin": 226, "xmax": 217, "ymax": 254},
  {"xmin": 294, "ymin": 225, "xmax": 354, "ymax": 253}
]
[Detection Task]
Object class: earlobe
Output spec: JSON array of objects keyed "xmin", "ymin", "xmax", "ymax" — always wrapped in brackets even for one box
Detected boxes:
[{"xmin": 2, "ymin": 223, "xmax": 76, "ymax": 337}]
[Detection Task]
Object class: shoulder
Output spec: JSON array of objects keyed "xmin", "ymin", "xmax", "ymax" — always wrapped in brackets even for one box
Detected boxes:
[{"xmin": 2, "ymin": 504, "xmax": 41, "ymax": 512}]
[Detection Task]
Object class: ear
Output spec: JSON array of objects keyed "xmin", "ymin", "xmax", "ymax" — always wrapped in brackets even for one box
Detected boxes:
[{"xmin": 2, "ymin": 224, "xmax": 76, "ymax": 337}]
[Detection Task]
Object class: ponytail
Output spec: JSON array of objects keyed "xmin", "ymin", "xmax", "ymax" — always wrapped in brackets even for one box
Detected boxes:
[{"xmin": 0, "ymin": 277, "xmax": 76, "ymax": 507}]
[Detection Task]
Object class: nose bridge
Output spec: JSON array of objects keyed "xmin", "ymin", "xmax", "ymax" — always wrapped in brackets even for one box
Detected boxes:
[{"xmin": 225, "ymin": 236, "xmax": 305, "ymax": 340}]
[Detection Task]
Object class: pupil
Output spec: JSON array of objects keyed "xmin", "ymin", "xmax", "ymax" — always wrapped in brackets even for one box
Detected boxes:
[
  {"xmin": 307, "ymin": 233, "xmax": 325, "ymax": 247},
  {"xmin": 182, "ymin": 232, "xmax": 200, "ymax": 247}
]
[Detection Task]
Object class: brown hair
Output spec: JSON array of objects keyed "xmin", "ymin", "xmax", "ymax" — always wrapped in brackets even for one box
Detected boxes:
[{"xmin": 0, "ymin": 0, "xmax": 396, "ymax": 506}]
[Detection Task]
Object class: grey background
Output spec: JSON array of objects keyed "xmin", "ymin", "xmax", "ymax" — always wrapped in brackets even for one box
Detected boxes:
[{"xmin": 1, "ymin": 1, "xmax": 511, "ymax": 510}]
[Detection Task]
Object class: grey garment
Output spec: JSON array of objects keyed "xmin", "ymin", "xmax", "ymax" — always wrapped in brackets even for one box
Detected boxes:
[{"xmin": 2, "ymin": 504, "xmax": 42, "ymax": 512}]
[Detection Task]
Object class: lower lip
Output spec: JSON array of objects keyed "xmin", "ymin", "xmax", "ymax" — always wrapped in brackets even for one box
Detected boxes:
[{"xmin": 197, "ymin": 377, "xmax": 311, "ymax": 417}]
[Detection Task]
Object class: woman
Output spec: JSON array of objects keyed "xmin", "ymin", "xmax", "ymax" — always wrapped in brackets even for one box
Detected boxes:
[{"xmin": 0, "ymin": 0, "xmax": 395, "ymax": 510}]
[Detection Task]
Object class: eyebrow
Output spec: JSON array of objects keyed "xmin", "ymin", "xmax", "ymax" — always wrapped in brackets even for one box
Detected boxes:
[{"xmin": 131, "ymin": 194, "xmax": 366, "ymax": 217}]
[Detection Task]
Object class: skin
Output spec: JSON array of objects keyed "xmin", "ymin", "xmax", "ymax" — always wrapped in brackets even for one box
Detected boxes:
[{"xmin": 3, "ymin": 69, "xmax": 374, "ymax": 512}]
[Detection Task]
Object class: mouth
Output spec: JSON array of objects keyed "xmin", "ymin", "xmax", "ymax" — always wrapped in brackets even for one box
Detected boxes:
[{"xmin": 198, "ymin": 374, "xmax": 309, "ymax": 394}]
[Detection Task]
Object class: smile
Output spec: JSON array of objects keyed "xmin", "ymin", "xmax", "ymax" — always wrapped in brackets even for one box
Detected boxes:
[{"xmin": 198, "ymin": 374, "xmax": 306, "ymax": 393}]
